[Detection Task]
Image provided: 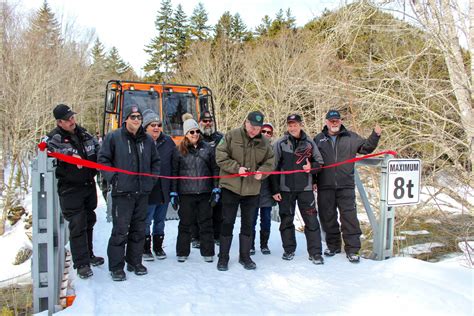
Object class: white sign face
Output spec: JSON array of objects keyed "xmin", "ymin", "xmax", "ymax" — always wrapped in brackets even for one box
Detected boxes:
[{"xmin": 387, "ymin": 159, "xmax": 421, "ymax": 206}]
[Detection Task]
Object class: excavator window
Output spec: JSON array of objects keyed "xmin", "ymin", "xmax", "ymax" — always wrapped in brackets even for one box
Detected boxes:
[{"xmin": 123, "ymin": 90, "xmax": 159, "ymax": 115}]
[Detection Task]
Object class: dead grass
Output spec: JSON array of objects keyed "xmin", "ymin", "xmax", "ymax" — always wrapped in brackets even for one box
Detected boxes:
[{"xmin": 0, "ymin": 285, "xmax": 32, "ymax": 316}]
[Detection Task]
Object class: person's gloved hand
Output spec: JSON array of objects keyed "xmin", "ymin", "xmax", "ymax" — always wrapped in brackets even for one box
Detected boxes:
[
  {"xmin": 170, "ymin": 192, "xmax": 179, "ymax": 210},
  {"xmin": 210, "ymin": 188, "xmax": 221, "ymax": 208}
]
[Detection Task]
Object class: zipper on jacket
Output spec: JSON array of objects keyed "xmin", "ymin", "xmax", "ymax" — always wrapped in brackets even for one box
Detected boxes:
[{"xmin": 128, "ymin": 140, "xmax": 131, "ymax": 154}]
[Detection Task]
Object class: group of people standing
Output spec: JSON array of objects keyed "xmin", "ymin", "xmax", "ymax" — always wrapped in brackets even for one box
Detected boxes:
[{"xmin": 46, "ymin": 103, "xmax": 381, "ymax": 281}]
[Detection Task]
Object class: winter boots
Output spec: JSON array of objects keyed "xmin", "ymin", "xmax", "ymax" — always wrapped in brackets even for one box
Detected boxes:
[
  {"xmin": 110, "ymin": 269, "xmax": 126, "ymax": 281},
  {"xmin": 217, "ymin": 235, "xmax": 232, "ymax": 271},
  {"xmin": 153, "ymin": 235, "xmax": 167, "ymax": 260},
  {"xmin": 309, "ymin": 254, "xmax": 324, "ymax": 265},
  {"xmin": 90, "ymin": 254, "xmax": 105, "ymax": 266},
  {"xmin": 77, "ymin": 264, "xmax": 93, "ymax": 279},
  {"xmin": 282, "ymin": 251, "xmax": 295, "ymax": 261},
  {"xmin": 260, "ymin": 230, "xmax": 271, "ymax": 255},
  {"xmin": 143, "ymin": 235, "xmax": 155, "ymax": 261},
  {"xmin": 126, "ymin": 263, "xmax": 148, "ymax": 275},
  {"xmin": 324, "ymin": 248, "xmax": 341, "ymax": 257},
  {"xmin": 346, "ymin": 253, "xmax": 361, "ymax": 263},
  {"xmin": 238, "ymin": 234, "xmax": 256, "ymax": 270}
]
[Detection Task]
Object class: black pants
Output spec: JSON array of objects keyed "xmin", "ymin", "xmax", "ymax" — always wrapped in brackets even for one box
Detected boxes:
[
  {"xmin": 317, "ymin": 188, "xmax": 362, "ymax": 253},
  {"xmin": 59, "ymin": 183, "xmax": 97, "ymax": 269},
  {"xmin": 108, "ymin": 193, "xmax": 148, "ymax": 271},
  {"xmin": 221, "ymin": 188, "xmax": 259, "ymax": 238},
  {"xmin": 176, "ymin": 193, "xmax": 214, "ymax": 257},
  {"xmin": 191, "ymin": 200, "xmax": 222, "ymax": 240},
  {"xmin": 278, "ymin": 191, "xmax": 322, "ymax": 256}
]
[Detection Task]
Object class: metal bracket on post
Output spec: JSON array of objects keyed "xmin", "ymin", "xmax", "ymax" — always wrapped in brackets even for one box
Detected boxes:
[
  {"xmin": 32, "ymin": 150, "xmax": 67, "ymax": 315},
  {"xmin": 355, "ymin": 153, "xmax": 395, "ymax": 260}
]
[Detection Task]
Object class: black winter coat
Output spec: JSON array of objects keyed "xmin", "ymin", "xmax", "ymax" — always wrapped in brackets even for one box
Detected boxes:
[
  {"xmin": 271, "ymin": 131, "xmax": 324, "ymax": 192},
  {"xmin": 201, "ymin": 131, "xmax": 224, "ymax": 149},
  {"xmin": 314, "ymin": 125, "xmax": 380, "ymax": 190},
  {"xmin": 171, "ymin": 140, "xmax": 219, "ymax": 195},
  {"xmin": 148, "ymin": 133, "xmax": 176, "ymax": 205},
  {"xmin": 46, "ymin": 125, "xmax": 99, "ymax": 188},
  {"xmin": 98, "ymin": 126, "xmax": 160, "ymax": 195}
]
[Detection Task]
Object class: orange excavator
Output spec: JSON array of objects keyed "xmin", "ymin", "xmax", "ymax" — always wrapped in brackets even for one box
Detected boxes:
[{"xmin": 102, "ymin": 80, "xmax": 216, "ymax": 142}]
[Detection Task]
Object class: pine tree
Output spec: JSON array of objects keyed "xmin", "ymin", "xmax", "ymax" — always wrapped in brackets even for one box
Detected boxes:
[
  {"xmin": 91, "ymin": 38, "xmax": 106, "ymax": 65},
  {"xmin": 105, "ymin": 46, "xmax": 131, "ymax": 77},
  {"xmin": 255, "ymin": 15, "xmax": 272, "ymax": 37},
  {"xmin": 172, "ymin": 4, "xmax": 189, "ymax": 68},
  {"xmin": 214, "ymin": 11, "xmax": 233, "ymax": 41},
  {"xmin": 267, "ymin": 8, "xmax": 296, "ymax": 37},
  {"xmin": 144, "ymin": 0, "xmax": 174, "ymax": 81},
  {"xmin": 26, "ymin": 1, "xmax": 62, "ymax": 53},
  {"xmin": 189, "ymin": 2, "xmax": 210, "ymax": 41},
  {"xmin": 230, "ymin": 13, "xmax": 250, "ymax": 43}
]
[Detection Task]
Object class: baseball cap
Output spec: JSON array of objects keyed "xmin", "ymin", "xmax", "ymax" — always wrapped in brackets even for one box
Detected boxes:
[
  {"xmin": 326, "ymin": 110, "xmax": 341, "ymax": 120},
  {"xmin": 286, "ymin": 114, "xmax": 302, "ymax": 123},
  {"xmin": 247, "ymin": 111, "xmax": 264, "ymax": 127},
  {"xmin": 53, "ymin": 104, "xmax": 76, "ymax": 120}
]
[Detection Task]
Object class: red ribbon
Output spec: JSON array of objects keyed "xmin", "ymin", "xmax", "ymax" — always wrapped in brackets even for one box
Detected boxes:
[{"xmin": 37, "ymin": 142, "xmax": 396, "ymax": 180}]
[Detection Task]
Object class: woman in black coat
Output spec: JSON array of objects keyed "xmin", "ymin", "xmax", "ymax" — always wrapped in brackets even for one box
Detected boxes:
[{"xmin": 171, "ymin": 118, "xmax": 219, "ymax": 263}]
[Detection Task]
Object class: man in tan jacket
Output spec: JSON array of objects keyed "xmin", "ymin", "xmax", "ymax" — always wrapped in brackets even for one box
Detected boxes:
[{"xmin": 215, "ymin": 111, "xmax": 274, "ymax": 271}]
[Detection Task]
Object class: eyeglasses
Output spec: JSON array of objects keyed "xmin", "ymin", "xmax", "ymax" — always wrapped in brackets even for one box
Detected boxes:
[
  {"xmin": 188, "ymin": 129, "xmax": 201, "ymax": 135},
  {"xmin": 202, "ymin": 119, "xmax": 213, "ymax": 123},
  {"xmin": 149, "ymin": 123, "xmax": 162, "ymax": 128},
  {"xmin": 328, "ymin": 119, "xmax": 341, "ymax": 124},
  {"xmin": 261, "ymin": 130, "xmax": 273, "ymax": 135},
  {"xmin": 129, "ymin": 114, "xmax": 142, "ymax": 121}
]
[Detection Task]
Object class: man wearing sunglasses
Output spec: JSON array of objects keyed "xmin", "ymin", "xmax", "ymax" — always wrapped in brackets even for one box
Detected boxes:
[
  {"xmin": 215, "ymin": 111, "xmax": 275, "ymax": 271},
  {"xmin": 98, "ymin": 104, "xmax": 160, "ymax": 281},
  {"xmin": 141, "ymin": 110, "xmax": 176, "ymax": 261},
  {"xmin": 45, "ymin": 104, "xmax": 104, "ymax": 279},
  {"xmin": 190, "ymin": 111, "xmax": 225, "ymax": 248},
  {"xmin": 314, "ymin": 110, "xmax": 381, "ymax": 263}
]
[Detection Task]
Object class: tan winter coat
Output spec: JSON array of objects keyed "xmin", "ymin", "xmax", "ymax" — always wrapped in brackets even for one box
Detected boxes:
[{"xmin": 216, "ymin": 126, "xmax": 275, "ymax": 196}]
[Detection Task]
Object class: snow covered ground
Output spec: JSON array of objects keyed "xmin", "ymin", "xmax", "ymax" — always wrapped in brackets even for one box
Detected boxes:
[{"xmin": 43, "ymin": 195, "xmax": 472, "ymax": 315}]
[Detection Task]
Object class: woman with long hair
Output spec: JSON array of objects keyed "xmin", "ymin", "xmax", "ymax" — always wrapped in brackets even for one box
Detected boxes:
[{"xmin": 171, "ymin": 117, "xmax": 220, "ymax": 263}]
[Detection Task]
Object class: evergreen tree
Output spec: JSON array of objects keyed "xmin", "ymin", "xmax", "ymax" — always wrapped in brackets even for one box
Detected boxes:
[
  {"xmin": 144, "ymin": 0, "xmax": 174, "ymax": 81},
  {"xmin": 231, "ymin": 13, "xmax": 251, "ymax": 43},
  {"xmin": 268, "ymin": 8, "xmax": 296, "ymax": 37},
  {"xmin": 26, "ymin": 1, "xmax": 62, "ymax": 53},
  {"xmin": 105, "ymin": 46, "xmax": 131, "ymax": 77},
  {"xmin": 214, "ymin": 11, "xmax": 233, "ymax": 40},
  {"xmin": 255, "ymin": 15, "xmax": 272, "ymax": 37},
  {"xmin": 189, "ymin": 2, "xmax": 210, "ymax": 41},
  {"xmin": 172, "ymin": 4, "xmax": 189, "ymax": 67},
  {"xmin": 91, "ymin": 38, "xmax": 106, "ymax": 65}
]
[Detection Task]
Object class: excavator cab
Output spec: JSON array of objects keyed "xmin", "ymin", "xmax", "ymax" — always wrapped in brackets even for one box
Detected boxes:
[{"xmin": 102, "ymin": 80, "xmax": 216, "ymax": 142}]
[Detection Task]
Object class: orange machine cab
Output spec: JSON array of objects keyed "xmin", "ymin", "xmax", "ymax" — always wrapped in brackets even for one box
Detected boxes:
[{"xmin": 102, "ymin": 80, "xmax": 216, "ymax": 143}]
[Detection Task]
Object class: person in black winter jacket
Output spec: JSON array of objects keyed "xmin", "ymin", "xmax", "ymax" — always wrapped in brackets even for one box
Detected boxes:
[
  {"xmin": 46, "ymin": 104, "xmax": 104, "ymax": 279},
  {"xmin": 141, "ymin": 110, "xmax": 177, "ymax": 261},
  {"xmin": 171, "ymin": 118, "xmax": 219, "ymax": 263},
  {"xmin": 190, "ymin": 111, "xmax": 225, "ymax": 248},
  {"xmin": 98, "ymin": 104, "xmax": 160, "ymax": 281},
  {"xmin": 251, "ymin": 123, "xmax": 276, "ymax": 255},
  {"xmin": 271, "ymin": 114, "xmax": 325, "ymax": 265},
  {"xmin": 314, "ymin": 110, "xmax": 381, "ymax": 263}
]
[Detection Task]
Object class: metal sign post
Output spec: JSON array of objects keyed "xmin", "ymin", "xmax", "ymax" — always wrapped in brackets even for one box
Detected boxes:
[{"xmin": 32, "ymin": 150, "xmax": 67, "ymax": 315}]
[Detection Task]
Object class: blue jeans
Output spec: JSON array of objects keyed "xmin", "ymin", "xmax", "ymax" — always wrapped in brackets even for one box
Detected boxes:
[
  {"xmin": 252, "ymin": 207, "xmax": 272, "ymax": 235},
  {"xmin": 145, "ymin": 203, "xmax": 168, "ymax": 236}
]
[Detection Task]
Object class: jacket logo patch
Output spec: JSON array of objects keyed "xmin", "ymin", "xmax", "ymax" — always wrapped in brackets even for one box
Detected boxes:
[{"xmin": 295, "ymin": 144, "xmax": 312, "ymax": 164}]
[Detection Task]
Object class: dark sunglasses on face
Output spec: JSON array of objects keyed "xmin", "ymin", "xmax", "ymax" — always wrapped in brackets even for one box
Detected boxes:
[
  {"xmin": 149, "ymin": 123, "xmax": 162, "ymax": 128},
  {"xmin": 188, "ymin": 129, "xmax": 201, "ymax": 135},
  {"xmin": 202, "ymin": 119, "xmax": 213, "ymax": 123},
  {"xmin": 261, "ymin": 130, "xmax": 273, "ymax": 135},
  {"xmin": 129, "ymin": 114, "xmax": 142, "ymax": 121}
]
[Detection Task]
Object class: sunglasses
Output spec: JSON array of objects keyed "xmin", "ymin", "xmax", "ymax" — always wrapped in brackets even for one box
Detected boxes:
[
  {"xmin": 261, "ymin": 130, "xmax": 273, "ymax": 135},
  {"xmin": 149, "ymin": 123, "xmax": 162, "ymax": 128},
  {"xmin": 188, "ymin": 129, "xmax": 201, "ymax": 135},
  {"xmin": 202, "ymin": 119, "xmax": 213, "ymax": 123},
  {"xmin": 129, "ymin": 114, "xmax": 142, "ymax": 121}
]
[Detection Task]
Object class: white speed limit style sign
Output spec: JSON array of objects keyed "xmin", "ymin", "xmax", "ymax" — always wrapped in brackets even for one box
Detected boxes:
[{"xmin": 386, "ymin": 159, "xmax": 421, "ymax": 206}]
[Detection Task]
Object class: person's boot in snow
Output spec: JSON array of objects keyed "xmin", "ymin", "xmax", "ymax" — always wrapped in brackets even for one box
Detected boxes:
[
  {"xmin": 143, "ymin": 235, "xmax": 154, "ymax": 261},
  {"xmin": 110, "ymin": 269, "xmax": 126, "ymax": 281},
  {"xmin": 309, "ymin": 254, "xmax": 324, "ymax": 265},
  {"xmin": 260, "ymin": 230, "xmax": 271, "ymax": 255},
  {"xmin": 217, "ymin": 235, "xmax": 232, "ymax": 271},
  {"xmin": 153, "ymin": 235, "xmax": 167, "ymax": 259},
  {"xmin": 238, "ymin": 234, "xmax": 256, "ymax": 270},
  {"xmin": 250, "ymin": 233, "xmax": 256, "ymax": 255},
  {"xmin": 177, "ymin": 256, "xmax": 188, "ymax": 262},
  {"xmin": 324, "ymin": 248, "xmax": 341, "ymax": 257},
  {"xmin": 191, "ymin": 238, "xmax": 200, "ymax": 249},
  {"xmin": 90, "ymin": 254, "xmax": 105, "ymax": 266},
  {"xmin": 77, "ymin": 264, "xmax": 93, "ymax": 279},
  {"xmin": 127, "ymin": 263, "xmax": 148, "ymax": 275},
  {"xmin": 346, "ymin": 253, "xmax": 360, "ymax": 263},
  {"xmin": 282, "ymin": 251, "xmax": 295, "ymax": 261}
]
